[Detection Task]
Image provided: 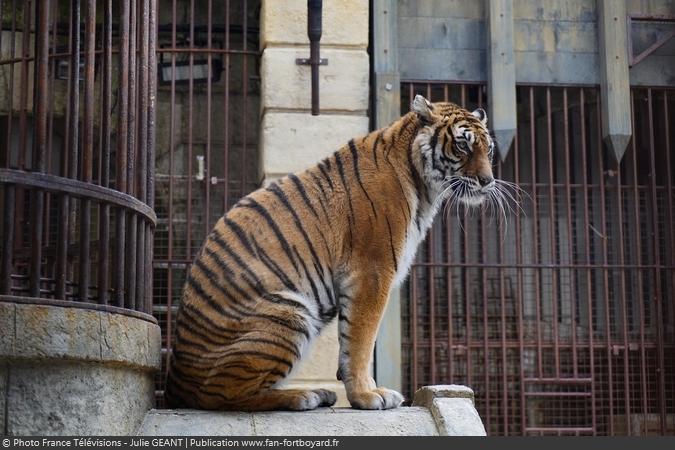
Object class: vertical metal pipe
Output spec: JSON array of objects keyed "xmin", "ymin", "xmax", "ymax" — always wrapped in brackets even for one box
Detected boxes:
[
  {"xmin": 125, "ymin": 0, "xmax": 138, "ymax": 308},
  {"xmin": 98, "ymin": 0, "xmax": 113, "ymax": 305},
  {"xmin": 115, "ymin": 0, "xmax": 130, "ymax": 307},
  {"xmin": 307, "ymin": 0, "xmax": 322, "ymax": 115},
  {"xmin": 30, "ymin": 0, "xmax": 50, "ymax": 297},
  {"xmin": 136, "ymin": 0, "xmax": 150, "ymax": 308},
  {"xmin": 79, "ymin": 0, "xmax": 96, "ymax": 302},
  {"xmin": 146, "ymin": 0, "xmax": 157, "ymax": 314}
]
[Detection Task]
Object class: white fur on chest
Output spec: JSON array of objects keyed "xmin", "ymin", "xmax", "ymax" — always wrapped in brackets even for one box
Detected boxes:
[{"xmin": 392, "ymin": 199, "xmax": 440, "ymax": 288}]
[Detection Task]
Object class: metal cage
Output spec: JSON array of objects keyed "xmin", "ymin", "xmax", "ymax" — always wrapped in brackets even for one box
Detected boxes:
[
  {"xmin": 401, "ymin": 82, "xmax": 675, "ymax": 436},
  {"xmin": 0, "ymin": 0, "xmax": 157, "ymax": 318}
]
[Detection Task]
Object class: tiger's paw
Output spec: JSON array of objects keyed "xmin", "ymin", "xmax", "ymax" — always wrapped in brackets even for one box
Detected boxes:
[
  {"xmin": 348, "ymin": 387, "xmax": 403, "ymax": 410},
  {"xmin": 313, "ymin": 388, "xmax": 338, "ymax": 407},
  {"xmin": 288, "ymin": 389, "xmax": 337, "ymax": 410}
]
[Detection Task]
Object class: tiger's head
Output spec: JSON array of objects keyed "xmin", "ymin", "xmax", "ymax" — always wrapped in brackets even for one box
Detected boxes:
[{"xmin": 411, "ymin": 94, "xmax": 496, "ymax": 207}]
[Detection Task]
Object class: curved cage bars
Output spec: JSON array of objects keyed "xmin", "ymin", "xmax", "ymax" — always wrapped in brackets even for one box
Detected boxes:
[{"xmin": 0, "ymin": 0, "xmax": 157, "ymax": 319}]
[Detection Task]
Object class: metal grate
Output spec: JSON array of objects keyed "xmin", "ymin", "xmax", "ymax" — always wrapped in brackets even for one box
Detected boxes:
[
  {"xmin": 0, "ymin": 0, "xmax": 157, "ymax": 318},
  {"xmin": 401, "ymin": 82, "xmax": 675, "ymax": 436},
  {"xmin": 151, "ymin": 0, "xmax": 262, "ymax": 406}
]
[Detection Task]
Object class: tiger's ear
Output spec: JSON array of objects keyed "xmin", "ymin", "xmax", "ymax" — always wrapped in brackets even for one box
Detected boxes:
[
  {"xmin": 472, "ymin": 108, "xmax": 488, "ymax": 125},
  {"xmin": 412, "ymin": 94, "xmax": 435, "ymax": 122}
]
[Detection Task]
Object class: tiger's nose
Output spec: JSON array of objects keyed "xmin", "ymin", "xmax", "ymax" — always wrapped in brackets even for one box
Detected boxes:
[{"xmin": 477, "ymin": 174, "xmax": 494, "ymax": 187}]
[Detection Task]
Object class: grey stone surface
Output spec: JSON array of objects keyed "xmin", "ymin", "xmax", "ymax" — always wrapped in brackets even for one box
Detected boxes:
[
  {"xmin": 0, "ymin": 302, "xmax": 15, "ymax": 357},
  {"xmin": 1, "ymin": 302, "xmax": 161, "ymax": 435},
  {"xmin": 252, "ymin": 408, "xmax": 438, "ymax": 436},
  {"xmin": 6, "ymin": 361, "xmax": 155, "ymax": 435},
  {"xmin": 430, "ymin": 398, "xmax": 486, "ymax": 436},
  {"xmin": 139, "ymin": 410, "xmax": 255, "ymax": 436},
  {"xmin": 0, "ymin": 363, "xmax": 7, "ymax": 434},
  {"xmin": 412, "ymin": 385, "xmax": 486, "ymax": 436},
  {"xmin": 14, "ymin": 303, "xmax": 102, "ymax": 362},
  {"xmin": 139, "ymin": 402, "xmax": 483, "ymax": 436}
]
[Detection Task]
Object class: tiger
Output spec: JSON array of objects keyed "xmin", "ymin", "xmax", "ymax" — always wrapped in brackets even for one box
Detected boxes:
[{"xmin": 164, "ymin": 94, "xmax": 498, "ymax": 411}]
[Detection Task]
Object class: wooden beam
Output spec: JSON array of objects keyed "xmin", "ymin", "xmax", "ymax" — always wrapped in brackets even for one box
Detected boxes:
[
  {"xmin": 487, "ymin": 0, "xmax": 517, "ymax": 161},
  {"xmin": 373, "ymin": 0, "xmax": 402, "ymax": 394},
  {"xmin": 598, "ymin": 0, "xmax": 632, "ymax": 162}
]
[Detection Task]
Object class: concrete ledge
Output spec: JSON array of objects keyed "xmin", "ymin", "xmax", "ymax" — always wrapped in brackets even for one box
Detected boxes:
[
  {"xmin": 0, "ymin": 301, "xmax": 161, "ymax": 370},
  {"xmin": 413, "ymin": 385, "xmax": 487, "ymax": 436},
  {"xmin": 139, "ymin": 385, "xmax": 486, "ymax": 436},
  {"xmin": 0, "ymin": 301, "xmax": 161, "ymax": 435},
  {"xmin": 139, "ymin": 407, "xmax": 438, "ymax": 436}
]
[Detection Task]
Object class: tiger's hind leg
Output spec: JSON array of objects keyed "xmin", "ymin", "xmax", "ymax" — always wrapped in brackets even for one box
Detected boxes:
[{"xmin": 227, "ymin": 388, "xmax": 337, "ymax": 412}]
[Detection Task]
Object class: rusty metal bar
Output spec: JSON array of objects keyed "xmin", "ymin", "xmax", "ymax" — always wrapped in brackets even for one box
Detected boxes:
[
  {"xmin": 426, "ymin": 83, "xmax": 436, "ymax": 386},
  {"xmin": 203, "ymin": 0, "xmax": 213, "ymax": 240},
  {"xmin": 596, "ymin": 88, "xmax": 614, "ymax": 435},
  {"xmin": 579, "ymin": 88, "xmax": 597, "ymax": 435},
  {"xmin": 164, "ymin": 0, "xmax": 177, "ymax": 365},
  {"xmin": 78, "ymin": 0, "xmax": 97, "ymax": 302},
  {"xmin": 545, "ymin": 87, "xmax": 560, "ymax": 378},
  {"xmin": 222, "ymin": 0, "xmax": 231, "ymax": 211},
  {"xmin": 125, "ymin": 0, "xmax": 138, "ymax": 310},
  {"xmin": 443, "ymin": 83, "xmax": 454, "ymax": 386},
  {"xmin": 137, "ymin": 0, "xmax": 150, "ymax": 309},
  {"xmin": 186, "ymin": 0, "xmax": 194, "ymax": 259},
  {"xmin": 408, "ymin": 83, "xmax": 418, "ymax": 391},
  {"xmin": 662, "ymin": 90, "xmax": 675, "ymax": 436},
  {"xmin": 98, "ymin": 0, "xmax": 113, "ymax": 305},
  {"xmin": 529, "ymin": 87, "xmax": 543, "ymax": 379},
  {"xmin": 1, "ymin": 0, "xmax": 17, "ymax": 295},
  {"xmin": 29, "ymin": 0, "xmax": 50, "ymax": 298},
  {"xmin": 562, "ymin": 89, "xmax": 579, "ymax": 378},
  {"xmin": 646, "ymin": 88, "xmax": 668, "ymax": 432},
  {"xmin": 146, "ymin": 0, "xmax": 157, "ymax": 315},
  {"xmin": 115, "ymin": 0, "xmax": 130, "ymax": 307},
  {"xmin": 241, "ymin": 0, "xmax": 249, "ymax": 205},
  {"xmin": 513, "ymin": 100, "xmax": 526, "ymax": 436}
]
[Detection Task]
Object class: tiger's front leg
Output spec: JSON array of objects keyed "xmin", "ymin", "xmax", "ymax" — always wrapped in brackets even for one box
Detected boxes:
[{"xmin": 337, "ymin": 274, "xmax": 403, "ymax": 409}]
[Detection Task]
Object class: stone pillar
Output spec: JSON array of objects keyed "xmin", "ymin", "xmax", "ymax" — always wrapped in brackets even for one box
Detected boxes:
[
  {"xmin": 0, "ymin": 301, "xmax": 161, "ymax": 435},
  {"xmin": 259, "ymin": 0, "xmax": 370, "ymax": 406}
]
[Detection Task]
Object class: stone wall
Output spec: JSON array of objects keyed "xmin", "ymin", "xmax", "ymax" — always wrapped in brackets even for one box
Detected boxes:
[
  {"xmin": 259, "ymin": 0, "xmax": 370, "ymax": 405},
  {"xmin": 0, "ymin": 301, "xmax": 161, "ymax": 435}
]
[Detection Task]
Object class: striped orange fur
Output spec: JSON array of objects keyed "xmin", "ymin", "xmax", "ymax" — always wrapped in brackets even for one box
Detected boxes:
[{"xmin": 165, "ymin": 95, "xmax": 498, "ymax": 411}]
